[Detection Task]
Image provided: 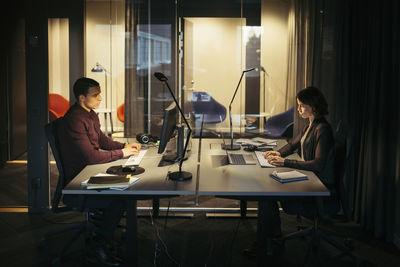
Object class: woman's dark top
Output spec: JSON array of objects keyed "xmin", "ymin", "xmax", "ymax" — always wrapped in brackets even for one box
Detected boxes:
[
  {"xmin": 58, "ymin": 104, "xmax": 124, "ymax": 182},
  {"xmin": 278, "ymin": 117, "xmax": 335, "ymax": 189}
]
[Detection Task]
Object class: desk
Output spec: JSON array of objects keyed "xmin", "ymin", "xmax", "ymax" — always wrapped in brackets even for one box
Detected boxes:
[
  {"xmin": 63, "ymin": 138, "xmax": 330, "ymax": 265},
  {"xmin": 198, "ymin": 139, "xmax": 330, "ymax": 197},
  {"xmin": 63, "ymin": 140, "xmax": 199, "ymax": 266}
]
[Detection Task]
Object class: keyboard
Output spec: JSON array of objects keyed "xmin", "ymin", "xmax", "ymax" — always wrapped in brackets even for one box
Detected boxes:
[
  {"xmin": 123, "ymin": 150, "xmax": 147, "ymax": 166},
  {"xmin": 227, "ymin": 153, "xmax": 256, "ymax": 165},
  {"xmin": 254, "ymin": 151, "xmax": 275, "ymax": 168}
]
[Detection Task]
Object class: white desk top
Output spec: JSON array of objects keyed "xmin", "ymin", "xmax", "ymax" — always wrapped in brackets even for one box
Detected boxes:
[
  {"xmin": 62, "ymin": 140, "xmax": 199, "ymax": 196},
  {"xmin": 63, "ymin": 138, "xmax": 330, "ymax": 198},
  {"xmin": 198, "ymin": 139, "xmax": 330, "ymax": 197}
]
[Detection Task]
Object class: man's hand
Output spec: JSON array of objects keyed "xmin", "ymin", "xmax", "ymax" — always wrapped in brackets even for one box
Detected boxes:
[
  {"xmin": 122, "ymin": 147, "xmax": 139, "ymax": 158},
  {"xmin": 124, "ymin": 142, "xmax": 141, "ymax": 151}
]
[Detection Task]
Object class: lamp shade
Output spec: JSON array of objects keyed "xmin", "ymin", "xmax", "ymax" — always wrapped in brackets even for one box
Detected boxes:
[{"xmin": 91, "ymin": 63, "xmax": 104, "ymax": 72}]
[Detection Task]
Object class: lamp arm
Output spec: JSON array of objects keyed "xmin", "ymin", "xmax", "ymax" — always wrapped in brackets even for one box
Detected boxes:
[{"xmin": 162, "ymin": 81, "xmax": 192, "ymax": 133}]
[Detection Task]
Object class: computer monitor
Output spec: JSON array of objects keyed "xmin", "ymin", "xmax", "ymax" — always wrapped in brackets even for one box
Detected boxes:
[{"xmin": 158, "ymin": 101, "xmax": 184, "ymax": 162}]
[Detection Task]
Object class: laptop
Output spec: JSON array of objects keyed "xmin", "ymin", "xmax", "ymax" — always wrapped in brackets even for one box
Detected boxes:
[{"xmin": 221, "ymin": 134, "xmax": 256, "ymax": 165}]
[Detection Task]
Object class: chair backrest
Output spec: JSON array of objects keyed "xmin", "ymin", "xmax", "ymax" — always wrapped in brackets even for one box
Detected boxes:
[
  {"xmin": 45, "ymin": 117, "xmax": 69, "ymax": 212},
  {"xmin": 49, "ymin": 93, "xmax": 69, "ymax": 121},
  {"xmin": 264, "ymin": 107, "xmax": 294, "ymax": 138},
  {"xmin": 192, "ymin": 91, "xmax": 227, "ymax": 124},
  {"xmin": 117, "ymin": 104, "xmax": 124, "ymax": 122},
  {"xmin": 334, "ymin": 121, "xmax": 353, "ymax": 220}
]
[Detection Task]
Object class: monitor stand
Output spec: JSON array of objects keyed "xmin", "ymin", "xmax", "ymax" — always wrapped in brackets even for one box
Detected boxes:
[{"xmin": 160, "ymin": 126, "xmax": 188, "ymax": 164}]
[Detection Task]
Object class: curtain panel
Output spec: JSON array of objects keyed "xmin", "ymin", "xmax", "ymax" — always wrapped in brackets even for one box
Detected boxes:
[{"xmin": 288, "ymin": 0, "xmax": 400, "ymax": 243}]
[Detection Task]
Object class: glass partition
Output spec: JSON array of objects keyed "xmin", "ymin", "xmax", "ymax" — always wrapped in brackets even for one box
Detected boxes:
[{"xmin": 84, "ymin": 0, "xmax": 290, "ymax": 139}]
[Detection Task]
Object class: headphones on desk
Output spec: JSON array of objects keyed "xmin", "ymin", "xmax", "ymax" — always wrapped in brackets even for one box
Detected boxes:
[{"xmin": 136, "ymin": 133, "xmax": 158, "ymax": 144}]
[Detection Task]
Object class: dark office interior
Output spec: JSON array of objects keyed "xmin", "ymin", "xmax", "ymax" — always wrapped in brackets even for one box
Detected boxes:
[{"xmin": 1, "ymin": 0, "xmax": 399, "ymax": 266}]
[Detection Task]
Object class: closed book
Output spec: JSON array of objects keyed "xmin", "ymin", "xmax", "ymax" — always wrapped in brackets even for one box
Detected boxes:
[
  {"xmin": 87, "ymin": 175, "xmax": 129, "ymax": 185},
  {"xmin": 270, "ymin": 170, "xmax": 308, "ymax": 183},
  {"xmin": 86, "ymin": 177, "xmax": 140, "ymax": 190}
]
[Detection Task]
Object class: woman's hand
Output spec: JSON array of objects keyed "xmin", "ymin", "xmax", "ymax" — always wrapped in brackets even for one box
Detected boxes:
[
  {"xmin": 124, "ymin": 142, "xmax": 141, "ymax": 150},
  {"xmin": 267, "ymin": 156, "xmax": 285, "ymax": 167},
  {"xmin": 264, "ymin": 150, "xmax": 280, "ymax": 159}
]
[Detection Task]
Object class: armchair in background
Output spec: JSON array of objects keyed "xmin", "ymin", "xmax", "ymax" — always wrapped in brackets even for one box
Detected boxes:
[
  {"xmin": 49, "ymin": 93, "xmax": 69, "ymax": 122},
  {"xmin": 117, "ymin": 104, "xmax": 124, "ymax": 123},
  {"xmin": 192, "ymin": 91, "xmax": 227, "ymax": 137},
  {"xmin": 263, "ymin": 106, "xmax": 294, "ymax": 138}
]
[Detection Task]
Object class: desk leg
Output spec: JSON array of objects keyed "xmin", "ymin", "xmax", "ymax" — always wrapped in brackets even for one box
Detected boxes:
[
  {"xmin": 152, "ymin": 197, "xmax": 160, "ymax": 217},
  {"xmin": 109, "ymin": 112, "xmax": 114, "ymax": 134},
  {"xmin": 104, "ymin": 113, "xmax": 109, "ymax": 136},
  {"xmin": 125, "ymin": 199, "xmax": 137, "ymax": 266},
  {"xmin": 240, "ymin": 200, "xmax": 247, "ymax": 218}
]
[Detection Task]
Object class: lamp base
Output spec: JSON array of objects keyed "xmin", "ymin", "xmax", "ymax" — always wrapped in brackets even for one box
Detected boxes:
[
  {"xmin": 221, "ymin": 144, "xmax": 241, "ymax": 150},
  {"xmin": 168, "ymin": 171, "xmax": 192, "ymax": 181}
]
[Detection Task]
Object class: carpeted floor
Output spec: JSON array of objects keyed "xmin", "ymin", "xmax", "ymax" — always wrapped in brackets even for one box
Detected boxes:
[{"xmin": 0, "ymin": 159, "xmax": 400, "ymax": 266}]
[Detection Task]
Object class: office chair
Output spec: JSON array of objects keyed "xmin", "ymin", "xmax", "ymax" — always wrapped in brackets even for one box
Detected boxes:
[
  {"xmin": 263, "ymin": 107, "xmax": 294, "ymax": 138},
  {"xmin": 192, "ymin": 91, "xmax": 227, "ymax": 137},
  {"xmin": 49, "ymin": 93, "xmax": 69, "ymax": 122},
  {"xmin": 279, "ymin": 132, "xmax": 361, "ymax": 266},
  {"xmin": 117, "ymin": 103, "xmax": 124, "ymax": 122},
  {"xmin": 41, "ymin": 117, "xmax": 96, "ymax": 265}
]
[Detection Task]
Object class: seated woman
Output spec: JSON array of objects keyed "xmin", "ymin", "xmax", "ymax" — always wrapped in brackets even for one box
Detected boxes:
[{"xmin": 249, "ymin": 86, "xmax": 335, "ymax": 257}]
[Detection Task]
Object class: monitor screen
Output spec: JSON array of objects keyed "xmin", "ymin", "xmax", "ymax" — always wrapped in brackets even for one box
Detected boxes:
[{"xmin": 158, "ymin": 102, "xmax": 177, "ymax": 154}]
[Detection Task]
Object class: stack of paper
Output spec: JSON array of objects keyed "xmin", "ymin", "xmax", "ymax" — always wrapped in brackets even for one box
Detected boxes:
[
  {"xmin": 81, "ymin": 173, "xmax": 140, "ymax": 190},
  {"xmin": 270, "ymin": 170, "xmax": 308, "ymax": 183},
  {"xmin": 236, "ymin": 138, "xmax": 278, "ymax": 147}
]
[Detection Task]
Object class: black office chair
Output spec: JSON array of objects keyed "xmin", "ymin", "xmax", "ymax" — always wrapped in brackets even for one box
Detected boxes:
[
  {"xmin": 40, "ymin": 117, "xmax": 96, "ymax": 265},
  {"xmin": 279, "ymin": 130, "xmax": 361, "ymax": 266}
]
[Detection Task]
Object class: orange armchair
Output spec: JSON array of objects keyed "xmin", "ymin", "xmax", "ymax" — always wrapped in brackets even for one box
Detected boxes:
[
  {"xmin": 49, "ymin": 93, "xmax": 69, "ymax": 122},
  {"xmin": 117, "ymin": 104, "xmax": 124, "ymax": 122}
]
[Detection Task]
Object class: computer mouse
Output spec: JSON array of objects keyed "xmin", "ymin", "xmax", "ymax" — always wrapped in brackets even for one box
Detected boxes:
[
  {"xmin": 122, "ymin": 166, "xmax": 136, "ymax": 173},
  {"xmin": 244, "ymin": 145, "xmax": 258, "ymax": 152}
]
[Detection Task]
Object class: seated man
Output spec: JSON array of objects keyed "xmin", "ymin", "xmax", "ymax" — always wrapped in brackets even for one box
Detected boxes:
[{"xmin": 58, "ymin": 77, "xmax": 141, "ymax": 266}]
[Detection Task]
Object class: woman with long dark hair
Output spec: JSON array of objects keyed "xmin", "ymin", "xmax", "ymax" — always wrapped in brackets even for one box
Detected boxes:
[{"xmin": 245, "ymin": 87, "xmax": 336, "ymax": 258}]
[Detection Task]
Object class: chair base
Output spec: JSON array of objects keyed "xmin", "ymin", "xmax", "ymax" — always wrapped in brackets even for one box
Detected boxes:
[
  {"xmin": 281, "ymin": 220, "xmax": 363, "ymax": 267},
  {"xmin": 39, "ymin": 215, "xmax": 95, "ymax": 264}
]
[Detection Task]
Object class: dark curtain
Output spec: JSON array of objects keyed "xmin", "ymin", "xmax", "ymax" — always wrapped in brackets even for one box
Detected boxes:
[
  {"xmin": 344, "ymin": 0, "xmax": 399, "ymax": 241},
  {"xmin": 286, "ymin": 0, "xmax": 323, "ymax": 137},
  {"xmin": 124, "ymin": 0, "xmax": 146, "ymax": 137},
  {"xmin": 319, "ymin": 0, "xmax": 399, "ymax": 241},
  {"xmin": 291, "ymin": 0, "xmax": 400, "ymax": 242}
]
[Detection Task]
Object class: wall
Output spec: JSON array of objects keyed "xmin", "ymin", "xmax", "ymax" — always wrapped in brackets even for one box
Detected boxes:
[
  {"xmin": 48, "ymin": 18, "xmax": 70, "ymax": 98},
  {"xmin": 260, "ymin": 0, "xmax": 290, "ymax": 116},
  {"xmin": 85, "ymin": 0, "xmax": 125, "ymax": 132},
  {"xmin": 185, "ymin": 17, "xmax": 245, "ymax": 128}
]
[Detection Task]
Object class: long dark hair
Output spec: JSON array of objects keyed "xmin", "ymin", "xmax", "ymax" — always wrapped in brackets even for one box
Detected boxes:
[{"xmin": 296, "ymin": 87, "xmax": 328, "ymax": 117}]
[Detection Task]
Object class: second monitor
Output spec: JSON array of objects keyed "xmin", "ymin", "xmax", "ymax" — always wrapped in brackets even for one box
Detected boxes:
[{"xmin": 158, "ymin": 101, "xmax": 186, "ymax": 163}]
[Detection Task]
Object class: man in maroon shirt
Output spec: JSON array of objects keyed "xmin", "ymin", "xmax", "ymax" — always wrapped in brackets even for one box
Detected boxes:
[
  {"xmin": 59, "ymin": 78, "xmax": 140, "ymax": 182},
  {"xmin": 58, "ymin": 77, "xmax": 141, "ymax": 266}
]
